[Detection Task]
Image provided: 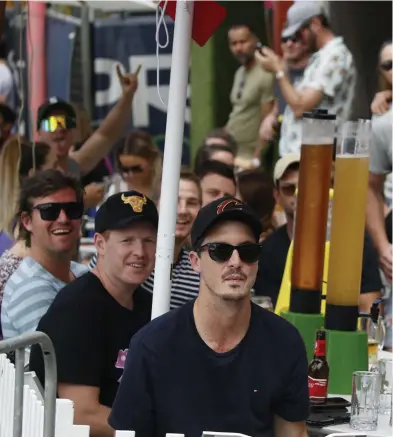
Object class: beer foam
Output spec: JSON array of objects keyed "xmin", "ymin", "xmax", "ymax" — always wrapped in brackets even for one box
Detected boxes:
[
  {"xmin": 302, "ymin": 138, "xmax": 334, "ymax": 145},
  {"xmin": 337, "ymin": 153, "xmax": 369, "ymax": 158}
]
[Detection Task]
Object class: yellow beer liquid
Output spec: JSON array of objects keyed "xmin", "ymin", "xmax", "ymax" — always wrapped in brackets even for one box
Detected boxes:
[
  {"xmin": 292, "ymin": 144, "xmax": 333, "ymax": 290},
  {"xmin": 368, "ymin": 339, "xmax": 379, "ymax": 365},
  {"xmin": 326, "ymin": 155, "xmax": 369, "ymax": 306}
]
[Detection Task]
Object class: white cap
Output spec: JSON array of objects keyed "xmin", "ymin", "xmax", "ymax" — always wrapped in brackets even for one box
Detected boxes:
[
  {"xmin": 273, "ymin": 153, "xmax": 301, "ymax": 185},
  {"xmin": 282, "ymin": 1, "xmax": 324, "ymax": 38}
]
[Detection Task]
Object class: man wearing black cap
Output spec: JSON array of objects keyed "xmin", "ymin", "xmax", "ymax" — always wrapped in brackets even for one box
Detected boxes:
[
  {"xmin": 29, "ymin": 190, "xmax": 157, "ymax": 437},
  {"xmin": 37, "ymin": 66, "xmax": 139, "ymax": 179},
  {"xmin": 110, "ymin": 197, "xmax": 309, "ymax": 437}
]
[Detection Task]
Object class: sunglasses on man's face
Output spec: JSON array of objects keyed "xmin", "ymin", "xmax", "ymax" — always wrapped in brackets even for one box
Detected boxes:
[
  {"xmin": 32, "ymin": 202, "xmax": 84, "ymax": 221},
  {"xmin": 119, "ymin": 164, "xmax": 144, "ymax": 174},
  {"xmin": 380, "ymin": 60, "xmax": 392, "ymax": 72},
  {"xmin": 279, "ymin": 183, "xmax": 297, "ymax": 197},
  {"xmin": 199, "ymin": 242, "xmax": 262, "ymax": 264},
  {"xmin": 40, "ymin": 115, "xmax": 75, "ymax": 133}
]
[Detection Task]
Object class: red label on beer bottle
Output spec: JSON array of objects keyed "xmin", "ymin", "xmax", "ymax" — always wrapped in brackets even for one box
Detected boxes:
[
  {"xmin": 314, "ymin": 340, "xmax": 326, "ymax": 357},
  {"xmin": 308, "ymin": 375, "xmax": 328, "ymax": 399}
]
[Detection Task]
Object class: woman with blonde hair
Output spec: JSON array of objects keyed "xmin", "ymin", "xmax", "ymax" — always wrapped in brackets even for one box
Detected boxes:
[
  {"xmin": 0, "ymin": 137, "xmax": 56, "ymax": 338},
  {"xmin": 108, "ymin": 130, "xmax": 162, "ymax": 201}
]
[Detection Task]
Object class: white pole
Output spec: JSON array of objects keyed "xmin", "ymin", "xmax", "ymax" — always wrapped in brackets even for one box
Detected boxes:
[{"xmin": 151, "ymin": 0, "xmax": 194, "ymax": 319}]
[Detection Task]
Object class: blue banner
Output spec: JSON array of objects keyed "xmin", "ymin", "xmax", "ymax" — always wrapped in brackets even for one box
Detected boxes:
[
  {"xmin": 46, "ymin": 15, "xmax": 76, "ymax": 100},
  {"xmin": 93, "ymin": 15, "xmax": 190, "ymax": 164}
]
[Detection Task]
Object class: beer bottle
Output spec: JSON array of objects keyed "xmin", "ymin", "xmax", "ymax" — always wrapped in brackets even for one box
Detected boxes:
[{"xmin": 308, "ymin": 329, "xmax": 330, "ymax": 403}]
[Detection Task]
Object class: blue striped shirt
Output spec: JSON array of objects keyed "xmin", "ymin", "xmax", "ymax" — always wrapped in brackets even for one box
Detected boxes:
[{"xmin": 1, "ymin": 257, "xmax": 88, "ymax": 339}]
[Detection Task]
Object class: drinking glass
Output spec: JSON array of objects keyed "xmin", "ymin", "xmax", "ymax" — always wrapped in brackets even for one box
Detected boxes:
[
  {"xmin": 378, "ymin": 358, "xmax": 392, "ymax": 415},
  {"xmin": 350, "ymin": 371, "xmax": 381, "ymax": 431},
  {"xmin": 358, "ymin": 316, "xmax": 386, "ymax": 365}
]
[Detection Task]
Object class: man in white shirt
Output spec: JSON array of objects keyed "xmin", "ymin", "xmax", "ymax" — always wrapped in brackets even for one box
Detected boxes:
[{"xmin": 257, "ymin": 2, "xmax": 356, "ymax": 156}]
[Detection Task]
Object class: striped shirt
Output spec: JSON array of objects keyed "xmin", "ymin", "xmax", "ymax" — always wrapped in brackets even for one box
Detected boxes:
[
  {"xmin": 89, "ymin": 249, "xmax": 200, "ymax": 309},
  {"xmin": 141, "ymin": 249, "xmax": 200, "ymax": 309},
  {"xmin": 1, "ymin": 257, "xmax": 88, "ymax": 339}
]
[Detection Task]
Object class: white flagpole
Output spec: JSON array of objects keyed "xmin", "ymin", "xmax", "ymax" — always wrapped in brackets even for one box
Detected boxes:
[{"xmin": 151, "ymin": 0, "xmax": 194, "ymax": 319}]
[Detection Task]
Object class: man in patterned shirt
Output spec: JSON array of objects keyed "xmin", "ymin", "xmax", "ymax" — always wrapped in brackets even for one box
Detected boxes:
[{"xmin": 256, "ymin": 1, "xmax": 356, "ymax": 155}]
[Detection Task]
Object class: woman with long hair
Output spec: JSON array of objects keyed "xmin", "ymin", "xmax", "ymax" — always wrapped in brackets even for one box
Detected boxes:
[
  {"xmin": 108, "ymin": 130, "xmax": 162, "ymax": 201},
  {"xmin": 0, "ymin": 138, "xmax": 56, "ymax": 338}
]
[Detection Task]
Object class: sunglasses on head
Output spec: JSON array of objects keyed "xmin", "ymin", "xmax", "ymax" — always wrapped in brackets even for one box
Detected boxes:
[
  {"xmin": 199, "ymin": 242, "xmax": 262, "ymax": 264},
  {"xmin": 380, "ymin": 60, "xmax": 392, "ymax": 72},
  {"xmin": 32, "ymin": 202, "xmax": 84, "ymax": 221},
  {"xmin": 119, "ymin": 164, "xmax": 144, "ymax": 174},
  {"xmin": 40, "ymin": 115, "xmax": 75, "ymax": 133},
  {"xmin": 279, "ymin": 183, "xmax": 297, "ymax": 197}
]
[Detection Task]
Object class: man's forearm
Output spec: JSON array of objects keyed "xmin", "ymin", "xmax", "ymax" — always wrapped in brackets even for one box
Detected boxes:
[
  {"xmin": 74, "ymin": 404, "xmax": 113, "ymax": 437},
  {"xmin": 366, "ymin": 187, "xmax": 389, "ymax": 253},
  {"xmin": 97, "ymin": 93, "xmax": 134, "ymax": 144}
]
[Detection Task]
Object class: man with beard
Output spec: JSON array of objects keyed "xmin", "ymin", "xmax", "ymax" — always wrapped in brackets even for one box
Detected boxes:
[
  {"xmin": 259, "ymin": 29, "xmax": 310, "ymax": 144},
  {"xmin": 257, "ymin": 2, "xmax": 356, "ymax": 156},
  {"xmin": 225, "ymin": 25, "xmax": 274, "ymax": 164},
  {"xmin": 254, "ymin": 155, "xmax": 383, "ymax": 313},
  {"xmin": 109, "ymin": 196, "xmax": 309, "ymax": 437}
]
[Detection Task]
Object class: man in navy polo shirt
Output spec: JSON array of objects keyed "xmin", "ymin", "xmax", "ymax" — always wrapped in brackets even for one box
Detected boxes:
[{"xmin": 109, "ymin": 196, "xmax": 309, "ymax": 437}]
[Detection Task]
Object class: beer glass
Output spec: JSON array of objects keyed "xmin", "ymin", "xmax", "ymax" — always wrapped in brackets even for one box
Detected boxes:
[
  {"xmin": 326, "ymin": 120, "xmax": 371, "ymax": 331},
  {"xmin": 350, "ymin": 371, "xmax": 381, "ymax": 431},
  {"xmin": 290, "ymin": 110, "xmax": 335, "ymax": 313},
  {"xmin": 358, "ymin": 316, "xmax": 386, "ymax": 365},
  {"xmin": 378, "ymin": 358, "xmax": 392, "ymax": 415}
]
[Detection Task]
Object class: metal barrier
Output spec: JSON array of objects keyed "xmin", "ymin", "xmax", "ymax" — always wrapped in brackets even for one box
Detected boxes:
[{"xmin": 0, "ymin": 332, "xmax": 57, "ymax": 437}]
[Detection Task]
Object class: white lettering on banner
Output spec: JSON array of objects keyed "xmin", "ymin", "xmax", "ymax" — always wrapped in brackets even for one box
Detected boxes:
[{"xmin": 94, "ymin": 54, "xmax": 191, "ymax": 127}]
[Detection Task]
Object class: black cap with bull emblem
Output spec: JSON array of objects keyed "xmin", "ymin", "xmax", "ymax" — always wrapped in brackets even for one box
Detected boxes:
[
  {"xmin": 190, "ymin": 196, "xmax": 262, "ymax": 249},
  {"xmin": 95, "ymin": 190, "xmax": 158, "ymax": 234}
]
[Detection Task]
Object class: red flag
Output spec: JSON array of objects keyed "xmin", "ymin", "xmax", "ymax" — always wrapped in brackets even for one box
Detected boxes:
[{"xmin": 159, "ymin": 0, "xmax": 227, "ymax": 47}]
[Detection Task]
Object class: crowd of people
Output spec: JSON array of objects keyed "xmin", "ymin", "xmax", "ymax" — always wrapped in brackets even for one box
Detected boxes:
[{"xmin": 0, "ymin": 2, "xmax": 391, "ymax": 437}]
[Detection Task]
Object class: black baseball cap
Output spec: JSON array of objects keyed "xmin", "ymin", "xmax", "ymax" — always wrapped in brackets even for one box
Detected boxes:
[
  {"xmin": 191, "ymin": 196, "xmax": 262, "ymax": 249},
  {"xmin": 95, "ymin": 191, "xmax": 159, "ymax": 234},
  {"xmin": 36, "ymin": 97, "xmax": 76, "ymax": 130}
]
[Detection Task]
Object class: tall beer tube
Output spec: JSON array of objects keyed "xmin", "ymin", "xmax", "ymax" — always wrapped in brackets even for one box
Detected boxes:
[
  {"xmin": 325, "ymin": 120, "xmax": 371, "ymax": 331},
  {"xmin": 290, "ymin": 110, "xmax": 336, "ymax": 313}
]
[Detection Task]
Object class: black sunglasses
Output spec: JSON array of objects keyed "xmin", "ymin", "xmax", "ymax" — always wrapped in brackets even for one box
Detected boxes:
[
  {"xmin": 380, "ymin": 60, "xmax": 392, "ymax": 72},
  {"xmin": 119, "ymin": 164, "xmax": 144, "ymax": 174},
  {"xmin": 199, "ymin": 242, "xmax": 262, "ymax": 264},
  {"xmin": 32, "ymin": 202, "xmax": 84, "ymax": 221}
]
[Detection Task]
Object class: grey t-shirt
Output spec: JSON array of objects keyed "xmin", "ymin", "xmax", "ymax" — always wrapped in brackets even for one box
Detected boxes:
[
  {"xmin": 370, "ymin": 108, "xmax": 392, "ymax": 175},
  {"xmin": 68, "ymin": 157, "xmax": 81, "ymax": 179},
  {"xmin": 274, "ymin": 66, "xmax": 306, "ymax": 115}
]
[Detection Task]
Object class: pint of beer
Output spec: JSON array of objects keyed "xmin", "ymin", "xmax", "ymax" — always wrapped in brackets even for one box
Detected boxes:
[
  {"xmin": 290, "ymin": 110, "xmax": 336, "ymax": 314},
  {"xmin": 325, "ymin": 120, "xmax": 371, "ymax": 331}
]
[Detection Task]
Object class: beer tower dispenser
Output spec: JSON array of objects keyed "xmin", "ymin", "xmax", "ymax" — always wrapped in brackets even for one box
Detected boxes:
[
  {"xmin": 281, "ymin": 110, "xmax": 335, "ymax": 360},
  {"xmin": 325, "ymin": 120, "xmax": 370, "ymax": 394}
]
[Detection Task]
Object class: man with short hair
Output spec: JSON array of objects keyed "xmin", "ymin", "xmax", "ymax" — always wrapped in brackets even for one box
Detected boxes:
[
  {"xmin": 197, "ymin": 160, "xmax": 237, "ymax": 206},
  {"xmin": 142, "ymin": 169, "xmax": 202, "ymax": 308},
  {"xmin": 226, "ymin": 24, "xmax": 274, "ymax": 163},
  {"xmin": 257, "ymin": 2, "xmax": 356, "ymax": 155},
  {"xmin": 1, "ymin": 170, "xmax": 87, "ymax": 338},
  {"xmin": 254, "ymin": 155, "xmax": 383, "ymax": 312},
  {"xmin": 109, "ymin": 196, "xmax": 309, "ymax": 437},
  {"xmin": 30, "ymin": 190, "xmax": 158, "ymax": 437},
  {"xmin": 37, "ymin": 66, "xmax": 139, "ymax": 178}
]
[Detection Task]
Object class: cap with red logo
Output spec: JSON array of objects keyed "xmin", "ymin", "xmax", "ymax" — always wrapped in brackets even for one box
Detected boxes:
[{"xmin": 190, "ymin": 196, "xmax": 262, "ymax": 249}]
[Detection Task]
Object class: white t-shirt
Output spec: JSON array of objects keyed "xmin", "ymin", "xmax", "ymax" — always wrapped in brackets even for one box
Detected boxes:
[{"xmin": 279, "ymin": 37, "xmax": 357, "ymax": 156}]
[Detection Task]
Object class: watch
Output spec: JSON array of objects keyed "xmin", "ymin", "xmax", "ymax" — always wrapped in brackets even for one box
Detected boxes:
[{"xmin": 276, "ymin": 71, "xmax": 285, "ymax": 80}]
